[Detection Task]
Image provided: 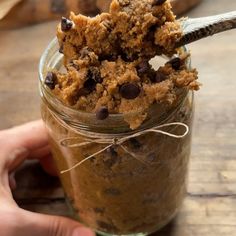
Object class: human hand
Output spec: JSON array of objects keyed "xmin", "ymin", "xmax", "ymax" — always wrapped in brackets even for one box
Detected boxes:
[{"xmin": 0, "ymin": 120, "xmax": 95, "ymax": 236}]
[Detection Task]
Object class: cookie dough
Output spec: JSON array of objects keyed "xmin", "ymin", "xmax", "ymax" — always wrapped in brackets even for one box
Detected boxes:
[
  {"xmin": 42, "ymin": 92, "xmax": 193, "ymax": 234},
  {"xmin": 45, "ymin": 0, "xmax": 200, "ymax": 130}
]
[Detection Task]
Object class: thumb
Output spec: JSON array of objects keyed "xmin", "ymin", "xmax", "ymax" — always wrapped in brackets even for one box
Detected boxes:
[{"xmin": 19, "ymin": 209, "xmax": 95, "ymax": 236}]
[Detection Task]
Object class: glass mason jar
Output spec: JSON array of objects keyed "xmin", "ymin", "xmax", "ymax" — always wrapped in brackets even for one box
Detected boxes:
[{"xmin": 39, "ymin": 38, "xmax": 194, "ymax": 236}]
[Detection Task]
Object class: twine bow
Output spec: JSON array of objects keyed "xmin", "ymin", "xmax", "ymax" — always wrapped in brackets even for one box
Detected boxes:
[{"xmin": 59, "ymin": 122, "xmax": 189, "ymax": 174}]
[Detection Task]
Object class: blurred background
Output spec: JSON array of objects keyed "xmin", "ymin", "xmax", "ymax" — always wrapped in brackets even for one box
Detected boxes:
[{"xmin": 0, "ymin": 0, "xmax": 236, "ymax": 235}]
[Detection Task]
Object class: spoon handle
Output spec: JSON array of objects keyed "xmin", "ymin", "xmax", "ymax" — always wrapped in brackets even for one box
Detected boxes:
[{"xmin": 176, "ymin": 11, "xmax": 236, "ymax": 47}]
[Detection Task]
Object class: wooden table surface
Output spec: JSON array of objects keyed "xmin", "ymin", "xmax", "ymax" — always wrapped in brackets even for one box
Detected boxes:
[{"xmin": 1, "ymin": 0, "xmax": 236, "ymax": 235}]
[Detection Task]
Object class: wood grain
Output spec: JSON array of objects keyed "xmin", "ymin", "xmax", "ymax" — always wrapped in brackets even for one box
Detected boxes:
[{"xmin": 0, "ymin": 0, "xmax": 236, "ymax": 235}]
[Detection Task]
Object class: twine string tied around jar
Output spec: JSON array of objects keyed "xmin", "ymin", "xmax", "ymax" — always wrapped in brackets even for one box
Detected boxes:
[{"xmin": 58, "ymin": 122, "xmax": 189, "ymax": 174}]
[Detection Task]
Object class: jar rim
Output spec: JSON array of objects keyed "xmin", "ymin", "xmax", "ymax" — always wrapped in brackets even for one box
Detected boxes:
[{"xmin": 39, "ymin": 38, "xmax": 191, "ymax": 133}]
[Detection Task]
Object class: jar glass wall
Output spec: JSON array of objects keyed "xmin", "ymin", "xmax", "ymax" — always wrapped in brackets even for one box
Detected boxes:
[{"xmin": 39, "ymin": 39, "xmax": 194, "ymax": 236}]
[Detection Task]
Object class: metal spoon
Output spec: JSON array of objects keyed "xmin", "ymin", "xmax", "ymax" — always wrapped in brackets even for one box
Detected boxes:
[{"xmin": 176, "ymin": 11, "xmax": 236, "ymax": 48}]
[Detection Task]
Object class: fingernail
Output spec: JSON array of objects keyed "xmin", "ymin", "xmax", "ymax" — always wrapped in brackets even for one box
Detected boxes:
[{"xmin": 72, "ymin": 227, "xmax": 95, "ymax": 236}]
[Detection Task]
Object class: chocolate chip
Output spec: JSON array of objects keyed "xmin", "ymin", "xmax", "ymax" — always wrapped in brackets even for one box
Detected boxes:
[
  {"xmin": 104, "ymin": 188, "xmax": 121, "ymax": 196},
  {"xmin": 168, "ymin": 57, "xmax": 181, "ymax": 70},
  {"xmin": 61, "ymin": 17, "xmax": 73, "ymax": 32},
  {"xmin": 120, "ymin": 83, "xmax": 141, "ymax": 100},
  {"xmin": 151, "ymin": 71, "xmax": 167, "ymax": 83},
  {"xmin": 137, "ymin": 60, "xmax": 150, "ymax": 75},
  {"xmin": 96, "ymin": 106, "xmax": 109, "ymax": 120},
  {"xmin": 84, "ymin": 68, "xmax": 101, "ymax": 92},
  {"xmin": 152, "ymin": 0, "xmax": 167, "ymax": 6},
  {"xmin": 145, "ymin": 26, "xmax": 156, "ymax": 41},
  {"xmin": 87, "ymin": 68, "xmax": 102, "ymax": 83},
  {"xmin": 120, "ymin": 51, "xmax": 129, "ymax": 62},
  {"xmin": 130, "ymin": 138, "xmax": 141, "ymax": 149},
  {"xmin": 84, "ymin": 78, "xmax": 96, "ymax": 92},
  {"xmin": 44, "ymin": 72, "xmax": 57, "ymax": 89},
  {"xmin": 121, "ymin": 51, "xmax": 139, "ymax": 62},
  {"xmin": 99, "ymin": 54, "xmax": 117, "ymax": 61}
]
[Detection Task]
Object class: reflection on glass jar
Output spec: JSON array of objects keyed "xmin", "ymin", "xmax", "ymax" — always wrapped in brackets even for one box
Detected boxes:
[{"xmin": 39, "ymin": 39, "xmax": 194, "ymax": 236}]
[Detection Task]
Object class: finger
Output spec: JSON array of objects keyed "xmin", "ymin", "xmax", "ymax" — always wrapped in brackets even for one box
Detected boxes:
[
  {"xmin": 8, "ymin": 145, "xmax": 53, "ymax": 174},
  {"xmin": 0, "ymin": 120, "xmax": 48, "ymax": 171},
  {"xmin": 18, "ymin": 209, "xmax": 95, "ymax": 236},
  {"xmin": 7, "ymin": 120, "xmax": 48, "ymax": 153}
]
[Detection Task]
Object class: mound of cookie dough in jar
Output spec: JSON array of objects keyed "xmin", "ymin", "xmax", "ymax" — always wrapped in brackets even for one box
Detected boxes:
[
  {"xmin": 41, "ymin": 0, "xmax": 200, "ymax": 234},
  {"xmin": 44, "ymin": 0, "xmax": 200, "ymax": 129}
]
